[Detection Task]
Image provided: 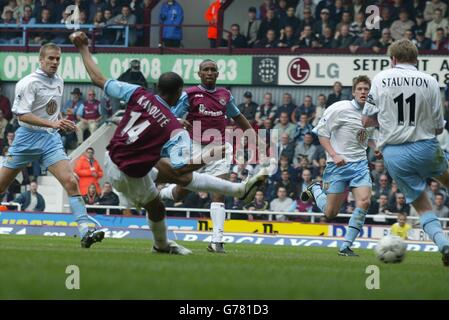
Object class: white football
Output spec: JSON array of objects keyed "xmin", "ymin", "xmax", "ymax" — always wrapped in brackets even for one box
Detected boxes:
[{"xmin": 375, "ymin": 235, "xmax": 407, "ymax": 263}]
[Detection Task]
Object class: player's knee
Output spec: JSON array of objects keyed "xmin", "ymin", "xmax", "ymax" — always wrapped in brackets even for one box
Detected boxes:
[
  {"xmin": 62, "ymin": 175, "xmax": 79, "ymax": 194},
  {"xmin": 356, "ymin": 198, "xmax": 371, "ymax": 210},
  {"xmin": 0, "ymin": 180, "xmax": 8, "ymax": 194},
  {"xmin": 325, "ymin": 207, "xmax": 339, "ymax": 220}
]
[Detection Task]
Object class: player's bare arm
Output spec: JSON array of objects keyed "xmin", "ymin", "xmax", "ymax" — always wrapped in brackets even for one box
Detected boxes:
[
  {"xmin": 318, "ymin": 136, "xmax": 346, "ymax": 167},
  {"xmin": 232, "ymin": 113, "xmax": 253, "ymax": 131},
  {"xmin": 18, "ymin": 113, "xmax": 76, "ymax": 132},
  {"xmin": 69, "ymin": 31, "xmax": 107, "ymax": 89},
  {"xmin": 232, "ymin": 113, "xmax": 266, "ymax": 157},
  {"xmin": 368, "ymin": 139, "xmax": 382, "ymax": 159},
  {"xmin": 362, "ymin": 114, "xmax": 379, "ymax": 128}
]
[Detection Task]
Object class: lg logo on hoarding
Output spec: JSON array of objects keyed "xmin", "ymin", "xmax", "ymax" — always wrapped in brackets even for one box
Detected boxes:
[{"xmin": 287, "ymin": 58, "xmax": 310, "ymax": 84}]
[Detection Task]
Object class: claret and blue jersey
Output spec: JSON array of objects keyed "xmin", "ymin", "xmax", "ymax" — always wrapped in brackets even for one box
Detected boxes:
[{"xmin": 104, "ymin": 80, "xmax": 191, "ymax": 178}]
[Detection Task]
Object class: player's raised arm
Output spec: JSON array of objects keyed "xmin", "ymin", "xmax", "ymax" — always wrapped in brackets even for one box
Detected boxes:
[
  {"xmin": 69, "ymin": 31, "xmax": 107, "ymax": 89},
  {"xmin": 227, "ymin": 95, "xmax": 253, "ymax": 132}
]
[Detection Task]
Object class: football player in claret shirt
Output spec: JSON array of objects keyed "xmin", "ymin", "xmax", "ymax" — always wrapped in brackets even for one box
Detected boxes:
[
  {"xmin": 70, "ymin": 31, "xmax": 266, "ymax": 255},
  {"xmin": 160, "ymin": 59, "xmax": 258, "ymax": 253}
]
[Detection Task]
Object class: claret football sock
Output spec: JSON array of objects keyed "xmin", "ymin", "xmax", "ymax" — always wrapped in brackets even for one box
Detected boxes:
[
  {"xmin": 420, "ymin": 211, "xmax": 449, "ymax": 252},
  {"xmin": 340, "ymin": 207, "xmax": 367, "ymax": 251},
  {"xmin": 210, "ymin": 202, "xmax": 225, "ymax": 243}
]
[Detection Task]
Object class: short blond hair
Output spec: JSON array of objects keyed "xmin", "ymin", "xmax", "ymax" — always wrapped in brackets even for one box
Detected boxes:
[
  {"xmin": 387, "ymin": 39, "xmax": 418, "ymax": 64},
  {"xmin": 39, "ymin": 43, "xmax": 61, "ymax": 59},
  {"xmin": 352, "ymin": 75, "xmax": 371, "ymax": 91}
]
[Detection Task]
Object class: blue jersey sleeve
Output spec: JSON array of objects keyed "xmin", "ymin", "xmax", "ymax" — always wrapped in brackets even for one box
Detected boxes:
[
  {"xmin": 76, "ymin": 103, "xmax": 84, "ymax": 117},
  {"xmin": 104, "ymin": 79, "xmax": 140, "ymax": 103},
  {"xmin": 172, "ymin": 92, "xmax": 190, "ymax": 117},
  {"xmin": 160, "ymin": 129, "xmax": 192, "ymax": 168},
  {"xmin": 226, "ymin": 94, "xmax": 241, "ymax": 118},
  {"xmin": 288, "ymin": 200, "xmax": 297, "ymax": 212}
]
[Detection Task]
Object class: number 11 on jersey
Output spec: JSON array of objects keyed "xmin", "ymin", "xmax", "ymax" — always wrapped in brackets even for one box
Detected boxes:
[{"xmin": 394, "ymin": 93, "xmax": 416, "ymax": 126}]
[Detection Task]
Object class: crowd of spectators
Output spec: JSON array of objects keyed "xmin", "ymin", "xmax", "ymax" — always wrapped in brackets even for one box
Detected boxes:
[
  {"xmin": 3, "ymin": 75, "xmax": 449, "ymax": 221},
  {"xmin": 170, "ymin": 80, "xmax": 449, "ymax": 225},
  {"xmin": 227, "ymin": 0, "xmax": 449, "ymax": 51},
  {"xmin": 1, "ymin": 0, "xmax": 449, "ymax": 221},
  {"xmin": 0, "ymin": 0, "xmax": 157, "ymax": 46},
  {"xmin": 2, "ymin": 75, "xmax": 449, "ymax": 222},
  {"xmin": 0, "ymin": 0, "xmax": 448, "ymax": 50}
]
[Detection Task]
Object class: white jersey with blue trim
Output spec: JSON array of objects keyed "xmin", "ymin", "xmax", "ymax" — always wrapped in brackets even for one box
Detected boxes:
[
  {"xmin": 12, "ymin": 68, "xmax": 64, "ymax": 131},
  {"xmin": 363, "ymin": 64, "xmax": 443, "ymax": 149},
  {"xmin": 314, "ymin": 99, "xmax": 375, "ymax": 163}
]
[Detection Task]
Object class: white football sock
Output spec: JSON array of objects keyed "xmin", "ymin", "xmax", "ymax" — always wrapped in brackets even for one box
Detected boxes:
[
  {"xmin": 159, "ymin": 184, "xmax": 176, "ymax": 200},
  {"xmin": 210, "ymin": 202, "xmax": 225, "ymax": 243},
  {"xmin": 186, "ymin": 172, "xmax": 243, "ymax": 196},
  {"xmin": 149, "ymin": 218, "xmax": 168, "ymax": 249}
]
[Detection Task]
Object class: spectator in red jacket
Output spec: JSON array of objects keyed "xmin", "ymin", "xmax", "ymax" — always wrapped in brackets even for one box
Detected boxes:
[
  {"xmin": 74, "ymin": 147, "xmax": 104, "ymax": 195},
  {"xmin": 205, "ymin": 0, "xmax": 224, "ymax": 48}
]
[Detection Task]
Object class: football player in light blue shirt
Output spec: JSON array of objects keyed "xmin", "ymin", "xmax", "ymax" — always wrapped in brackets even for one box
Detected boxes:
[
  {"xmin": 363, "ymin": 39, "xmax": 449, "ymax": 266},
  {"xmin": 0, "ymin": 43, "xmax": 104, "ymax": 248}
]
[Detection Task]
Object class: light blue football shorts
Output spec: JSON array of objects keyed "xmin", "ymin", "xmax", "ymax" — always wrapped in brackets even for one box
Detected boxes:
[
  {"xmin": 322, "ymin": 160, "xmax": 372, "ymax": 193},
  {"xmin": 3, "ymin": 126, "xmax": 69, "ymax": 170},
  {"xmin": 382, "ymin": 138, "xmax": 448, "ymax": 204}
]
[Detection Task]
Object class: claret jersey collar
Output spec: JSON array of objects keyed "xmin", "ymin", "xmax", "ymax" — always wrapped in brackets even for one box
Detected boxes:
[{"xmin": 198, "ymin": 84, "xmax": 216, "ymax": 93}]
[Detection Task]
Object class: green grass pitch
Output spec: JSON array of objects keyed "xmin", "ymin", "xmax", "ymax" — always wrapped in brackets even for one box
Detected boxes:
[{"xmin": 0, "ymin": 235, "xmax": 448, "ymax": 299}]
